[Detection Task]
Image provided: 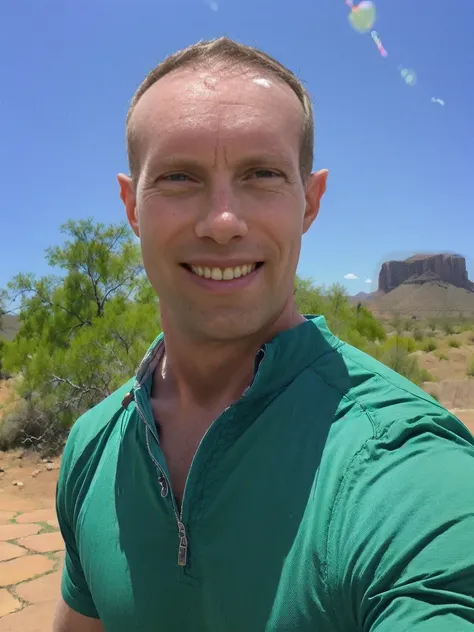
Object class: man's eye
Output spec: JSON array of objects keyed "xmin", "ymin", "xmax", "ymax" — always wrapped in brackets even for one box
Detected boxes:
[
  {"xmin": 251, "ymin": 170, "xmax": 280, "ymax": 179},
  {"xmin": 163, "ymin": 173, "xmax": 190, "ymax": 182}
]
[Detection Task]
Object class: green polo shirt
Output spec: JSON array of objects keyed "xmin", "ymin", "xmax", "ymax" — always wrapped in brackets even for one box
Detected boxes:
[{"xmin": 56, "ymin": 316, "xmax": 474, "ymax": 631}]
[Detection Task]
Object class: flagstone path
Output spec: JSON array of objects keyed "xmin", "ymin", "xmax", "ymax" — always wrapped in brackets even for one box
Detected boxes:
[{"xmin": 0, "ymin": 453, "xmax": 64, "ymax": 632}]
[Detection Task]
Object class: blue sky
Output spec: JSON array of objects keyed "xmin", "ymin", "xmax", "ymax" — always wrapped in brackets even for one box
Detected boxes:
[{"xmin": 1, "ymin": 0, "xmax": 473, "ymax": 298}]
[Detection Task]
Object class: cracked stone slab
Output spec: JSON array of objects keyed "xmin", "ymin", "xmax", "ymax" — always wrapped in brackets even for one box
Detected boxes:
[
  {"xmin": 0, "ymin": 524, "xmax": 41, "ymax": 542},
  {"xmin": 0, "ymin": 555, "xmax": 55, "ymax": 588}
]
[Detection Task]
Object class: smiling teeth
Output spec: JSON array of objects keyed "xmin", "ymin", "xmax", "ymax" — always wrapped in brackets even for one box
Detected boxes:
[{"xmin": 190, "ymin": 264, "xmax": 257, "ymax": 281}]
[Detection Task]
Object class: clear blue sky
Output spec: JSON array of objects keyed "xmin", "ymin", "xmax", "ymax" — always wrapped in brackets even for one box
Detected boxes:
[{"xmin": 1, "ymin": 0, "xmax": 473, "ymax": 297}]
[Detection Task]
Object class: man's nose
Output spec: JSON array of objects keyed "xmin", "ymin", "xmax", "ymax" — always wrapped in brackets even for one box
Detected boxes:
[{"xmin": 194, "ymin": 186, "xmax": 248, "ymax": 244}]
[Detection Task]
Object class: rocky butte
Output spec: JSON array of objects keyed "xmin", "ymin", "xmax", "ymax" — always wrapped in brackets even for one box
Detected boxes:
[{"xmin": 378, "ymin": 254, "xmax": 474, "ymax": 294}]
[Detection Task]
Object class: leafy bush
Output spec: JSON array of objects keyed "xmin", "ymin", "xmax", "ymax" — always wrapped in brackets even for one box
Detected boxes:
[
  {"xmin": 448, "ymin": 338, "xmax": 460, "ymax": 348},
  {"xmin": 420, "ymin": 338, "xmax": 437, "ymax": 352},
  {"xmin": 1, "ymin": 219, "xmax": 159, "ymax": 454},
  {"xmin": 427, "ymin": 320, "xmax": 438, "ymax": 332},
  {"xmin": 413, "ymin": 328, "xmax": 424, "ymax": 341},
  {"xmin": 436, "ymin": 351, "xmax": 448, "ymax": 361},
  {"xmin": 442, "ymin": 321, "xmax": 455, "ymax": 335},
  {"xmin": 368, "ymin": 336, "xmax": 433, "ymax": 385}
]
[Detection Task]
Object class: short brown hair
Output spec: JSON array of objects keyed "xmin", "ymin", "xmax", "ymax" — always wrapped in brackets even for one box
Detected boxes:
[{"xmin": 126, "ymin": 37, "xmax": 314, "ymax": 183}]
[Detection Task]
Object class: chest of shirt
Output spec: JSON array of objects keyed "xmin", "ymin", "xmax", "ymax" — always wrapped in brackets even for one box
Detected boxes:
[{"xmin": 72, "ymin": 379, "xmax": 345, "ymax": 631}]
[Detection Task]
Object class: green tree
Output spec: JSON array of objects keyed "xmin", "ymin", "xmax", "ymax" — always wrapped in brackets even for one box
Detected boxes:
[
  {"xmin": 2, "ymin": 219, "xmax": 160, "ymax": 451},
  {"xmin": 293, "ymin": 277, "xmax": 385, "ymax": 351}
]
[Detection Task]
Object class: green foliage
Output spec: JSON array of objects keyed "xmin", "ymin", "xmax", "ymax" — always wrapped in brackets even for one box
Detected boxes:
[
  {"xmin": 0, "ymin": 291, "xmax": 6, "ymax": 378},
  {"xmin": 372, "ymin": 335, "xmax": 434, "ymax": 385},
  {"xmin": 436, "ymin": 351, "xmax": 448, "ymax": 361},
  {"xmin": 413, "ymin": 328, "xmax": 424, "ymax": 341},
  {"xmin": 442, "ymin": 320, "xmax": 455, "ymax": 335},
  {"xmin": 427, "ymin": 319, "xmax": 438, "ymax": 332},
  {"xmin": 1, "ymin": 219, "xmax": 159, "ymax": 452},
  {"xmin": 459, "ymin": 319, "xmax": 474, "ymax": 333},
  {"xmin": 420, "ymin": 338, "xmax": 437, "ymax": 352},
  {"xmin": 293, "ymin": 278, "xmax": 386, "ymax": 352},
  {"xmin": 448, "ymin": 337, "xmax": 460, "ymax": 348}
]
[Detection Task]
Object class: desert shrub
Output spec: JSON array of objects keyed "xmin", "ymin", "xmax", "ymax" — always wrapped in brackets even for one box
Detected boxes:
[
  {"xmin": 413, "ymin": 328, "xmax": 424, "ymax": 341},
  {"xmin": 448, "ymin": 338, "xmax": 460, "ymax": 348},
  {"xmin": 381, "ymin": 334, "xmax": 417, "ymax": 354},
  {"xmin": 427, "ymin": 320, "xmax": 438, "ymax": 332},
  {"xmin": 420, "ymin": 338, "xmax": 437, "ymax": 352},
  {"xmin": 460, "ymin": 320, "xmax": 474, "ymax": 334},
  {"xmin": 442, "ymin": 321, "xmax": 455, "ymax": 335},
  {"xmin": 293, "ymin": 279, "xmax": 386, "ymax": 353},
  {"xmin": 374, "ymin": 336, "xmax": 434, "ymax": 385},
  {"xmin": 436, "ymin": 351, "xmax": 448, "ymax": 361},
  {"xmin": 390, "ymin": 316, "xmax": 404, "ymax": 334},
  {"xmin": 0, "ymin": 396, "xmax": 67, "ymax": 455}
]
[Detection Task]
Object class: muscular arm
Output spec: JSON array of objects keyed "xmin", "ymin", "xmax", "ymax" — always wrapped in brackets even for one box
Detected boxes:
[{"xmin": 53, "ymin": 598, "xmax": 104, "ymax": 632}]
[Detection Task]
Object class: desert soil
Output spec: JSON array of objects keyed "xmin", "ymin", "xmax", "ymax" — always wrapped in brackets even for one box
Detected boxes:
[{"xmin": 0, "ymin": 451, "xmax": 63, "ymax": 631}]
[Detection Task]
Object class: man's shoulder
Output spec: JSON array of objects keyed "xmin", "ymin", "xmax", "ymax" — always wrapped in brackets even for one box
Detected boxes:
[
  {"xmin": 62, "ymin": 377, "xmax": 135, "ymax": 467},
  {"xmin": 311, "ymin": 338, "xmax": 473, "ymax": 443}
]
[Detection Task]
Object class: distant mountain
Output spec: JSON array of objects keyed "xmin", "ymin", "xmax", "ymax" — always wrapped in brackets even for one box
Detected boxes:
[
  {"xmin": 350, "ymin": 291, "xmax": 376, "ymax": 303},
  {"xmin": 378, "ymin": 253, "xmax": 473, "ymax": 294},
  {"xmin": 351, "ymin": 254, "xmax": 474, "ymax": 319}
]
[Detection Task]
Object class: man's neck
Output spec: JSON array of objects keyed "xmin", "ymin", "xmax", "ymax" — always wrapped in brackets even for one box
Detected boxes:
[{"xmin": 153, "ymin": 303, "xmax": 305, "ymax": 411}]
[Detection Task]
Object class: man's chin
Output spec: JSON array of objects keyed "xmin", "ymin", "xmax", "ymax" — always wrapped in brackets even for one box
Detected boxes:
[{"xmin": 186, "ymin": 310, "xmax": 269, "ymax": 344}]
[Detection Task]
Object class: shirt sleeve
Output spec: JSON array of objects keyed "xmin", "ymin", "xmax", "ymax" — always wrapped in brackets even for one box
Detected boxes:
[
  {"xmin": 325, "ymin": 411, "xmax": 474, "ymax": 631},
  {"xmin": 56, "ymin": 442, "xmax": 100, "ymax": 619}
]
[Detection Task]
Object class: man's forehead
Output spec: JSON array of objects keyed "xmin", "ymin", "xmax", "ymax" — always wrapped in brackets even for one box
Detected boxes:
[{"xmin": 130, "ymin": 67, "xmax": 303, "ymax": 146}]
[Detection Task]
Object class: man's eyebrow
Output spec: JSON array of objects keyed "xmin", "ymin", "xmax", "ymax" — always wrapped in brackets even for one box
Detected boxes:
[{"xmin": 145, "ymin": 153, "xmax": 296, "ymax": 172}]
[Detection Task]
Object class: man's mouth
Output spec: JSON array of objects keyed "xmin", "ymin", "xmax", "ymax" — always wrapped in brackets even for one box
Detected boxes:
[{"xmin": 182, "ymin": 262, "xmax": 263, "ymax": 281}]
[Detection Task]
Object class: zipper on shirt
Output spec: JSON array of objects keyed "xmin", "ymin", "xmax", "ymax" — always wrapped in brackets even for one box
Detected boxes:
[
  {"xmin": 135, "ymin": 400, "xmax": 191, "ymax": 566},
  {"xmin": 134, "ymin": 347, "xmax": 266, "ymax": 569}
]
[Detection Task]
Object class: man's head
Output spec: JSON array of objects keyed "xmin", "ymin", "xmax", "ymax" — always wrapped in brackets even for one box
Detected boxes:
[{"xmin": 118, "ymin": 37, "xmax": 328, "ymax": 343}]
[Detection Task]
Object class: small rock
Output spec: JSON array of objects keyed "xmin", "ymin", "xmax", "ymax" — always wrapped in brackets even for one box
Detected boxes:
[
  {"xmin": 17, "ymin": 482, "xmax": 24, "ymax": 489},
  {"xmin": 45, "ymin": 463, "xmax": 53, "ymax": 471},
  {"xmin": 12, "ymin": 480, "xmax": 18, "ymax": 486},
  {"xmin": 31, "ymin": 470, "xmax": 42, "ymax": 478},
  {"xmin": 0, "ymin": 467, "xmax": 4, "ymax": 473}
]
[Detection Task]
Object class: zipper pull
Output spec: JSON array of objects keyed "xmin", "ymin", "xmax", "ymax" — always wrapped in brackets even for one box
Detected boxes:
[
  {"xmin": 157, "ymin": 475, "xmax": 168, "ymax": 497},
  {"xmin": 177, "ymin": 521, "xmax": 188, "ymax": 567}
]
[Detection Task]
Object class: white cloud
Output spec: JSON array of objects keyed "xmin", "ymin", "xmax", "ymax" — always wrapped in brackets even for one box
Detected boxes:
[
  {"xmin": 364, "ymin": 278, "xmax": 372, "ymax": 284},
  {"xmin": 344, "ymin": 273, "xmax": 359, "ymax": 280},
  {"xmin": 205, "ymin": 0, "xmax": 219, "ymax": 10}
]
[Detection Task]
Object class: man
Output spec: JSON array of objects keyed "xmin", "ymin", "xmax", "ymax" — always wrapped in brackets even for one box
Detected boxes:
[{"xmin": 54, "ymin": 37, "xmax": 474, "ymax": 631}]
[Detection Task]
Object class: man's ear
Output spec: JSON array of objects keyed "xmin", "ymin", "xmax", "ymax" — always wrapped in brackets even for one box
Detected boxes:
[
  {"xmin": 302, "ymin": 169, "xmax": 328, "ymax": 234},
  {"xmin": 117, "ymin": 174, "xmax": 139, "ymax": 237}
]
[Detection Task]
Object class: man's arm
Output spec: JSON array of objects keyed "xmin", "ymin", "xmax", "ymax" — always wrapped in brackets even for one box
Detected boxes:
[
  {"xmin": 53, "ymin": 599, "xmax": 104, "ymax": 632},
  {"xmin": 55, "ymin": 431, "xmax": 102, "ymax": 627},
  {"xmin": 325, "ymin": 412, "xmax": 474, "ymax": 630}
]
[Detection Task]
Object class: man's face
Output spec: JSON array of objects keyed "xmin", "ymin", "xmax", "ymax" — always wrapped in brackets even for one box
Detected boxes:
[{"xmin": 119, "ymin": 67, "xmax": 327, "ymax": 342}]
